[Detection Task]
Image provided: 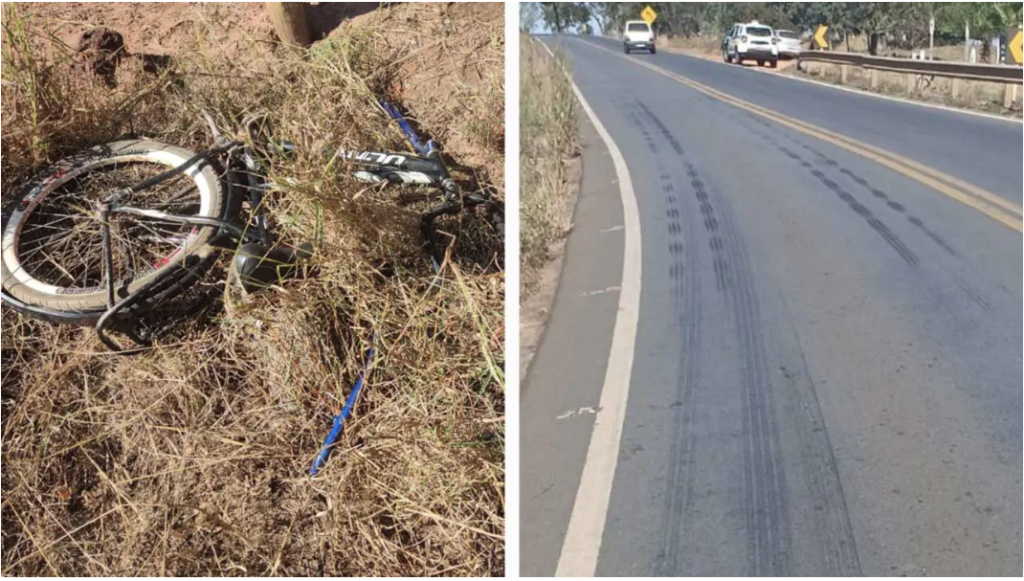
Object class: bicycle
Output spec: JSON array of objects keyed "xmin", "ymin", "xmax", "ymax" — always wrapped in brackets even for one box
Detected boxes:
[{"xmin": 1, "ymin": 103, "xmax": 505, "ymax": 352}]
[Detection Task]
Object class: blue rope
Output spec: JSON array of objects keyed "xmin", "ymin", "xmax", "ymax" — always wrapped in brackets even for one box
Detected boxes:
[{"xmin": 309, "ymin": 337, "xmax": 377, "ymax": 477}]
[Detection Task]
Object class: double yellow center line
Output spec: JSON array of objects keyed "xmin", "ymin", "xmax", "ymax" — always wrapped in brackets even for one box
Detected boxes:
[{"xmin": 579, "ymin": 39, "xmax": 1024, "ymax": 233}]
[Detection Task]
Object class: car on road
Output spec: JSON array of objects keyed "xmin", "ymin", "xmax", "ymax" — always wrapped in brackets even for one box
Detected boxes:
[
  {"xmin": 775, "ymin": 29, "xmax": 803, "ymax": 59},
  {"xmin": 623, "ymin": 20, "xmax": 656, "ymax": 55},
  {"xmin": 723, "ymin": 21, "xmax": 779, "ymax": 67}
]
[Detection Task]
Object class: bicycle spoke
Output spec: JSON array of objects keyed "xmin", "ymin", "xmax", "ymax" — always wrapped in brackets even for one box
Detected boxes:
[{"xmin": 14, "ymin": 158, "xmax": 207, "ymax": 293}]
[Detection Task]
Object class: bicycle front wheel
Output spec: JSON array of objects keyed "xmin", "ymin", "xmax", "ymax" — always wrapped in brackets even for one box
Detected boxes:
[{"xmin": 1, "ymin": 140, "xmax": 228, "ymax": 318}]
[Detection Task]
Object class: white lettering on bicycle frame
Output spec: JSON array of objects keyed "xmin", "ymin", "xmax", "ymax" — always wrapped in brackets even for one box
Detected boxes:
[{"xmin": 338, "ymin": 150, "xmax": 407, "ymax": 166}]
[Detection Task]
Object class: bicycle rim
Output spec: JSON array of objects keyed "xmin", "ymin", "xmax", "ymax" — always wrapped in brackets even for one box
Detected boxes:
[{"xmin": 1, "ymin": 141, "xmax": 225, "ymax": 312}]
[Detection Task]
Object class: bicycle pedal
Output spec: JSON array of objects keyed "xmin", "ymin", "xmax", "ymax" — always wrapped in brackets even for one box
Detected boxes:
[{"xmin": 233, "ymin": 242, "xmax": 314, "ymax": 293}]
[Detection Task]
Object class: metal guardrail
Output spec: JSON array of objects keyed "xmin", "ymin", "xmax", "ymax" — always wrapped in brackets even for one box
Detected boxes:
[{"xmin": 799, "ymin": 51, "xmax": 1024, "ymax": 84}]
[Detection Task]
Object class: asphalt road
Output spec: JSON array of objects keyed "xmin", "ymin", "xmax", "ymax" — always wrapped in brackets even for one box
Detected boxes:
[{"xmin": 522, "ymin": 36, "xmax": 1022, "ymax": 577}]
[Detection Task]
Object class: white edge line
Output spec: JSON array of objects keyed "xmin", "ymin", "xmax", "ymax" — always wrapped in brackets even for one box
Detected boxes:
[
  {"xmin": 657, "ymin": 44, "xmax": 1024, "ymax": 126},
  {"xmin": 535, "ymin": 37, "xmax": 644, "ymax": 578}
]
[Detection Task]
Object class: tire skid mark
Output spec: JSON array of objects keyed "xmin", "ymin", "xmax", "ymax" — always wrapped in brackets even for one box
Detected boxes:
[
  {"xmin": 625, "ymin": 103, "xmax": 688, "ymax": 295},
  {"xmin": 747, "ymin": 113, "xmax": 956, "ymax": 258},
  {"xmin": 624, "ymin": 101, "xmax": 702, "ymax": 576},
  {"xmin": 704, "ymin": 184, "xmax": 793, "ymax": 577},
  {"xmin": 687, "ymin": 164, "xmax": 730, "ymax": 291},
  {"xmin": 953, "ymin": 275, "xmax": 995, "ymax": 313},
  {"xmin": 775, "ymin": 359, "xmax": 864, "ymax": 576},
  {"xmin": 704, "ymin": 112, "xmax": 862, "ymax": 577},
  {"xmin": 637, "ymin": 100, "xmax": 791, "ymax": 576},
  {"xmin": 747, "ymin": 119, "xmax": 994, "ymax": 320},
  {"xmin": 744, "ymin": 122, "xmax": 919, "ymax": 265},
  {"xmin": 810, "ymin": 146, "xmax": 957, "ymax": 257},
  {"xmin": 635, "ymin": 100, "xmax": 687, "ymax": 156}
]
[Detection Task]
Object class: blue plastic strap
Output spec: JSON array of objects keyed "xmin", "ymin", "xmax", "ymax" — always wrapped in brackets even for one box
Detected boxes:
[
  {"xmin": 381, "ymin": 101, "xmax": 430, "ymax": 157},
  {"xmin": 309, "ymin": 339, "xmax": 377, "ymax": 477}
]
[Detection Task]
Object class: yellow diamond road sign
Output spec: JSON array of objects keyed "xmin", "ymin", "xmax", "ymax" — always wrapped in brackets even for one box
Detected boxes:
[
  {"xmin": 641, "ymin": 6, "xmax": 657, "ymax": 26},
  {"xmin": 1009, "ymin": 28, "xmax": 1023, "ymax": 66},
  {"xmin": 813, "ymin": 25, "xmax": 829, "ymax": 50}
]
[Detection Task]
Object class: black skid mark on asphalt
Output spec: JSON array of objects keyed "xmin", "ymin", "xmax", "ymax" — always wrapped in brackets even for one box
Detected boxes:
[
  {"xmin": 633, "ymin": 98, "xmax": 796, "ymax": 576},
  {"xmin": 778, "ymin": 146, "xmax": 801, "ymax": 161},
  {"xmin": 635, "ymin": 99, "xmax": 686, "ymax": 156},
  {"xmin": 775, "ymin": 361, "xmax": 863, "ymax": 575},
  {"xmin": 627, "ymin": 102, "xmax": 689, "ymax": 296},
  {"xmin": 797, "ymin": 142, "xmax": 957, "ymax": 257},
  {"xmin": 746, "ymin": 113, "xmax": 777, "ymax": 133},
  {"xmin": 670, "ymin": 262, "xmax": 685, "ymax": 280},
  {"xmin": 709, "ymin": 110, "xmax": 860, "ymax": 574},
  {"xmin": 706, "ymin": 181, "xmax": 793, "ymax": 577},
  {"xmin": 810, "ymin": 169, "xmax": 919, "ymax": 265},
  {"xmin": 745, "ymin": 126, "xmax": 920, "ymax": 265},
  {"xmin": 733, "ymin": 108, "xmax": 865, "ymax": 571},
  {"xmin": 626, "ymin": 114, "xmax": 704, "ymax": 580},
  {"xmin": 744, "ymin": 114, "xmax": 957, "ymax": 257},
  {"xmin": 837, "ymin": 167, "xmax": 957, "ymax": 256},
  {"xmin": 953, "ymin": 276, "xmax": 994, "ymax": 313},
  {"xmin": 626, "ymin": 106, "xmax": 661, "ymax": 157},
  {"xmin": 686, "ymin": 163, "xmax": 730, "ymax": 290}
]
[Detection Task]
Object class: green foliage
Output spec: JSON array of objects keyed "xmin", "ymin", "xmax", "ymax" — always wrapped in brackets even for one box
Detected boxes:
[
  {"xmin": 537, "ymin": 2, "xmax": 593, "ymax": 34},
  {"xmin": 521, "ymin": 2, "xmax": 544, "ymax": 33},
  {"xmin": 576, "ymin": 2, "xmax": 1022, "ymax": 45}
]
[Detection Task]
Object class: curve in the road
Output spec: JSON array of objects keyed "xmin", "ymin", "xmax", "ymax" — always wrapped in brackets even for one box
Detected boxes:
[
  {"xmin": 580, "ymin": 40, "xmax": 1024, "ymax": 233},
  {"xmin": 524, "ymin": 34, "xmax": 1022, "ymax": 578}
]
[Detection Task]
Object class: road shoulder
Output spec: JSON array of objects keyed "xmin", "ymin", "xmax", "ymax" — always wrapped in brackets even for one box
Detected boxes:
[{"xmin": 520, "ymin": 156, "xmax": 581, "ymax": 379}]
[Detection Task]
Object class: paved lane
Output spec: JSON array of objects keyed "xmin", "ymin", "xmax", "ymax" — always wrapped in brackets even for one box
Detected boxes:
[
  {"xmin": 522, "ymin": 35, "xmax": 1022, "ymax": 578},
  {"xmin": 587, "ymin": 35, "xmax": 1023, "ymax": 206}
]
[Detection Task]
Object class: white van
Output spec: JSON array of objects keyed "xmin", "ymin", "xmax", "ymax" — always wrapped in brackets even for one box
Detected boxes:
[{"xmin": 623, "ymin": 20, "xmax": 656, "ymax": 55}]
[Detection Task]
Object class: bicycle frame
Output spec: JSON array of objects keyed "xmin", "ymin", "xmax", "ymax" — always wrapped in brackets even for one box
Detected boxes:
[{"xmin": 1, "ymin": 103, "xmax": 502, "ymax": 353}]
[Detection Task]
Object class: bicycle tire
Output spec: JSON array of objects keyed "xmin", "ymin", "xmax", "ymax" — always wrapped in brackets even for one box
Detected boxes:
[{"xmin": 1, "ymin": 140, "xmax": 228, "ymax": 320}]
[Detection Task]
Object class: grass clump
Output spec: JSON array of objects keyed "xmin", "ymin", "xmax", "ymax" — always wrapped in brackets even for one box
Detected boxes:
[
  {"xmin": 1, "ymin": 3, "xmax": 504, "ymax": 577},
  {"xmin": 519, "ymin": 35, "xmax": 578, "ymax": 297}
]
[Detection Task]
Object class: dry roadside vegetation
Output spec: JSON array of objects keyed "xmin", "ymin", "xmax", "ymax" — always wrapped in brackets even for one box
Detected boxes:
[
  {"xmin": 789, "ymin": 52, "xmax": 1023, "ymax": 117},
  {"xmin": 1, "ymin": 3, "xmax": 504, "ymax": 576},
  {"xmin": 660, "ymin": 36, "xmax": 1020, "ymax": 117},
  {"xmin": 519, "ymin": 36, "xmax": 577, "ymax": 297}
]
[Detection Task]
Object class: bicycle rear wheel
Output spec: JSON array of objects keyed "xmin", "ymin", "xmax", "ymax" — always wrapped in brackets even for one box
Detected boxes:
[{"xmin": 1, "ymin": 140, "xmax": 228, "ymax": 320}]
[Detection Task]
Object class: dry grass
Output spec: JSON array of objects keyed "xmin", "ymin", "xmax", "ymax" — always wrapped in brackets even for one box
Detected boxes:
[
  {"xmin": 795, "ymin": 61, "xmax": 1022, "ymax": 116},
  {"xmin": 656, "ymin": 31, "xmax": 1020, "ymax": 117},
  {"xmin": 664, "ymin": 35, "xmax": 721, "ymax": 55},
  {"xmin": 519, "ymin": 36, "xmax": 578, "ymax": 298},
  {"xmin": 1, "ymin": 3, "xmax": 504, "ymax": 577}
]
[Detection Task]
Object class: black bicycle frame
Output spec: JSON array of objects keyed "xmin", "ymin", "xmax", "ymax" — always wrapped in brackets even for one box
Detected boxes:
[{"xmin": 2, "ymin": 107, "xmax": 501, "ymax": 352}]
